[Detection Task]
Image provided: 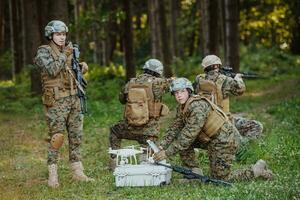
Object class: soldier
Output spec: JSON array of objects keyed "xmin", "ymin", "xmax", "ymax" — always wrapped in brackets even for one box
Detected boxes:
[
  {"xmin": 109, "ymin": 59, "xmax": 171, "ymax": 170},
  {"xmin": 154, "ymin": 78, "xmax": 273, "ymax": 181},
  {"xmin": 34, "ymin": 20, "xmax": 93, "ymax": 188},
  {"xmin": 194, "ymin": 55, "xmax": 263, "ymax": 142}
]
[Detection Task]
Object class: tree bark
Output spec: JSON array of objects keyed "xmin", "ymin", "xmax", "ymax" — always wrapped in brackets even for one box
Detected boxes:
[
  {"xmin": 24, "ymin": 0, "xmax": 42, "ymax": 94},
  {"xmin": 157, "ymin": 0, "xmax": 173, "ymax": 77},
  {"xmin": 123, "ymin": 0, "xmax": 136, "ymax": 80},
  {"xmin": 170, "ymin": 0, "xmax": 179, "ymax": 59},
  {"xmin": 200, "ymin": 0, "xmax": 219, "ymax": 56},
  {"xmin": 289, "ymin": 1, "xmax": 300, "ymax": 54},
  {"xmin": 224, "ymin": 0, "xmax": 239, "ymax": 72},
  {"xmin": 0, "ymin": 0, "xmax": 5, "ymax": 54},
  {"xmin": 148, "ymin": 0, "xmax": 161, "ymax": 59},
  {"xmin": 48, "ymin": 0, "xmax": 69, "ymax": 23},
  {"xmin": 8, "ymin": 0, "xmax": 16, "ymax": 80}
]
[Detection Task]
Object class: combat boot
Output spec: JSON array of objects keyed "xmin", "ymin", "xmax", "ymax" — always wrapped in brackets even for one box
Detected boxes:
[
  {"xmin": 70, "ymin": 161, "xmax": 95, "ymax": 182},
  {"xmin": 252, "ymin": 159, "xmax": 274, "ymax": 180},
  {"xmin": 48, "ymin": 164, "xmax": 59, "ymax": 188}
]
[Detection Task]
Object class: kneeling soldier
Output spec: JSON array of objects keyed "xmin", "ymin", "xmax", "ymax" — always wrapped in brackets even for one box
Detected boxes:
[
  {"xmin": 109, "ymin": 59, "xmax": 171, "ymax": 170},
  {"xmin": 154, "ymin": 78, "xmax": 273, "ymax": 181}
]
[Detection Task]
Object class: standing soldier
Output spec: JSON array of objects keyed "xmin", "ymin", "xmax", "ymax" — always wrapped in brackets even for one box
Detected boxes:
[
  {"xmin": 109, "ymin": 59, "xmax": 170, "ymax": 170},
  {"xmin": 34, "ymin": 20, "xmax": 93, "ymax": 188},
  {"xmin": 154, "ymin": 78, "xmax": 273, "ymax": 181},
  {"xmin": 194, "ymin": 55, "xmax": 263, "ymax": 142}
]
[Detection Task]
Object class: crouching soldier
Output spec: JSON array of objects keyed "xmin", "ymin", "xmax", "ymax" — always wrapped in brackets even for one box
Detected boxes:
[
  {"xmin": 194, "ymin": 55, "xmax": 263, "ymax": 142},
  {"xmin": 34, "ymin": 20, "xmax": 93, "ymax": 188},
  {"xmin": 154, "ymin": 78, "xmax": 273, "ymax": 181},
  {"xmin": 108, "ymin": 59, "xmax": 171, "ymax": 170}
]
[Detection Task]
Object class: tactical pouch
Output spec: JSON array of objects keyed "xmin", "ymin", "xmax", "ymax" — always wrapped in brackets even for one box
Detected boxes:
[
  {"xmin": 160, "ymin": 103, "xmax": 170, "ymax": 116},
  {"xmin": 42, "ymin": 89, "xmax": 55, "ymax": 107}
]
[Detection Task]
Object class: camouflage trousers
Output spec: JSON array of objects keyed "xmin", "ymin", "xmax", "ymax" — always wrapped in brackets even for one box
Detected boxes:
[
  {"xmin": 180, "ymin": 122, "xmax": 255, "ymax": 181},
  {"xmin": 233, "ymin": 116, "xmax": 263, "ymax": 141},
  {"xmin": 44, "ymin": 95, "xmax": 83, "ymax": 165},
  {"xmin": 109, "ymin": 118, "xmax": 160, "ymax": 158}
]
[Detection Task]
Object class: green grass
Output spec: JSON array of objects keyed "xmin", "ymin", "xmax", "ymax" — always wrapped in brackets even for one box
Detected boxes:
[{"xmin": 1, "ymin": 54, "xmax": 300, "ymax": 199}]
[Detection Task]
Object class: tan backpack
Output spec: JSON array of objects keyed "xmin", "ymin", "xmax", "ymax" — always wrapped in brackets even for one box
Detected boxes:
[{"xmin": 124, "ymin": 82, "xmax": 153, "ymax": 126}]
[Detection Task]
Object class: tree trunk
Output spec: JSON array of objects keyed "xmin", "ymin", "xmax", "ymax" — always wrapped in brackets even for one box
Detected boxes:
[
  {"xmin": 0, "ymin": 0, "xmax": 5, "ymax": 54},
  {"xmin": 148, "ymin": 0, "xmax": 161, "ymax": 59},
  {"xmin": 219, "ymin": 0, "xmax": 225, "ymax": 59},
  {"xmin": 123, "ymin": 0, "xmax": 136, "ymax": 80},
  {"xmin": 224, "ymin": 0, "xmax": 239, "ymax": 72},
  {"xmin": 37, "ymin": 0, "xmax": 50, "ymax": 44},
  {"xmin": 289, "ymin": 1, "xmax": 300, "ymax": 54},
  {"xmin": 24, "ymin": 0, "xmax": 42, "ymax": 94},
  {"xmin": 158, "ymin": 0, "xmax": 173, "ymax": 77},
  {"xmin": 170, "ymin": 0, "xmax": 179, "ymax": 59},
  {"xmin": 14, "ymin": 0, "xmax": 25, "ymax": 75},
  {"xmin": 200, "ymin": 0, "xmax": 219, "ymax": 56},
  {"xmin": 48, "ymin": 0, "xmax": 69, "ymax": 23},
  {"xmin": 8, "ymin": 0, "xmax": 16, "ymax": 80},
  {"xmin": 74, "ymin": 0, "xmax": 80, "ymax": 43}
]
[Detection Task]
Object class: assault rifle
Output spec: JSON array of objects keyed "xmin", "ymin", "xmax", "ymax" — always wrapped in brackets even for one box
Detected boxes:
[
  {"xmin": 72, "ymin": 44, "xmax": 88, "ymax": 114},
  {"xmin": 155, "ymin": 162, "xmax": 232, "ymax": 187},
  {"xmin": 220, "ymin": 66, "xmax": 259, "ymax": 79}
]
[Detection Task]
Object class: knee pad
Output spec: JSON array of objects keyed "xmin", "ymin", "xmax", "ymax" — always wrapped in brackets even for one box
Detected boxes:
[{"xmin": 50, "ymin": 133, "xmax": 64, "ymax": 149}]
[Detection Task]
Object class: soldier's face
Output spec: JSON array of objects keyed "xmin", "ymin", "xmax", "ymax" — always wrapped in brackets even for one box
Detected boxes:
[
  {"xmin": 174, "ymin": 89, "xmax": 189, "ymax": 104},
  {"xmin": 52, "ymin": 32, "xmax": 66, "ymax": 46}
]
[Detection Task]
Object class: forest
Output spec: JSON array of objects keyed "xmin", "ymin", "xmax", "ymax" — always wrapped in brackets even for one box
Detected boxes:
[{"xmin": 0, "ymin": 0, "xmax": 300, "ymax": 199}]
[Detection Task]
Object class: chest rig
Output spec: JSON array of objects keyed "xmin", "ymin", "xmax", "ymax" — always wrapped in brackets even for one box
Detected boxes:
[
  {"xmin": 181, "ymin": 96, "xmax": 228, "ymax": 143},
  {"xmin": 40, "ymin": 42, "xmax": 77, "ymax": 101}
]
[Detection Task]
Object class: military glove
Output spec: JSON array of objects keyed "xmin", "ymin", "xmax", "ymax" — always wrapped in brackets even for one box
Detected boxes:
[
  {"xmin": 153, "ymin": 150, "xmax": 167, "ymax": 161},
  {"xmin": 79, "ymin": 62, "xmax": 89, "ymax": 74}
]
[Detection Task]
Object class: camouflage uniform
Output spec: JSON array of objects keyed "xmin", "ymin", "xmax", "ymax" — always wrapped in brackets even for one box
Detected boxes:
[
  {"xmin": 34, "ymin": 41, "xmax": 83, "ymax": 165},
  {"xmin": 194, "ymin": 70, "xmax": 263, "ymax": 141},
  {"xmin": 109, "ymin": 73, "xmax": 170, "ymax": 152},
  {"xmin": 160, "ymin": 97, "xmax": 256, "ymax": 181}
]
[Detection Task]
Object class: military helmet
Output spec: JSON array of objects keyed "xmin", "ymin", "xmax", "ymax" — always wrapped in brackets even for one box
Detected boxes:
[
  {"xmin": 45, "ymin": 20, "xmax": 68, "ymax": 39},
  {"xmin": 143, "ymin": 59, "xmax": 164, "ymax": 75},
  {"xmin": 170, "ymin": 78, "xmax": 194, "ymax": 93},
  {"xmin": 201, "ymin": 55, "xmax": 222, "ymax": 69}
]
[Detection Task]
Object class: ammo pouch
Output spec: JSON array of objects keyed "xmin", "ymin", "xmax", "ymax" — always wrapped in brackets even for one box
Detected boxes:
[
  {"xmin": 182, "ymin": 96, "xmax": 228, "ymax": 144},
  {"xmin": 42, "ymin": 89, "xmax": 55, "ymax": 107},
  {"xmin": 148, "ymin": 102, "xmax": 170, "ymax": 118},
  {"xmin": 198, "ymin": 98, "xmax": 228, "ymax": 143}
]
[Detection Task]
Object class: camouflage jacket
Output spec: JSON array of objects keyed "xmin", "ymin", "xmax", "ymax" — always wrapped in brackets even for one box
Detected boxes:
[
  {"xmin": 195, "ymin": 71, "xmax": 246, "ymax": 99},
  {"xmin": 160, "ymin": 97, "xmax": 212, "ymax": 156},
  {"xmin": 119, "ymin": 73, "xmax": 171, "ymax": 104},
  {"xmin": 34, "ymin": 41, "xmax": 71, "ymax": 77}
]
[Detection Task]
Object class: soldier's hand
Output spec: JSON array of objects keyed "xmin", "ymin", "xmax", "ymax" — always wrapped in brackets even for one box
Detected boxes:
[
  {"xmin": 234, "ymin": 73, "xmax": 243, "ymax": 80},
  {"xmin": 79, "ymin": 62, "xmax": 89, "ymax": 74},
  {"xmin": 64, "ymin": 46, "xmax": 73, "ymax": 57},
  {"xmin": 153, "ymin": 149, "xmax": 167, "ymax": 161}
]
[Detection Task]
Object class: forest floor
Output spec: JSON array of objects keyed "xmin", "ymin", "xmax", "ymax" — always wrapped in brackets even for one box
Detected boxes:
[{"xmin": 0, "ymin": 68, "xmax": 300, "ymax": 200}]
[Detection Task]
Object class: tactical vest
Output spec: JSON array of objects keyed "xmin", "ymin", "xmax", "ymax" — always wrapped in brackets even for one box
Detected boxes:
[
  {"xmin": 124, "ymin": 78, "xmax": 169, "ymax": 126},
  {"xmin": 196, "ymin": 74, "xmax": 230, "ymax": 113},
  {"xmin": 39, "ymin": 42, "xmax": 77, "ymax": 106},
  {"xmin": 181, "ymin": 96, "xmax": 228, "ymax": 143}
]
